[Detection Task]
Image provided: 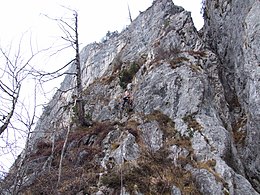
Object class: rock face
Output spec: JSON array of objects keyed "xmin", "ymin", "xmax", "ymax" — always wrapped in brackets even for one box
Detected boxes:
[
  {"xmin": 202, "ymin": 0, "xmax": 260, "ymax": 191},
  {"xmin": 2, "ymin": 0, "xmax": 259, "ymax": 194}
]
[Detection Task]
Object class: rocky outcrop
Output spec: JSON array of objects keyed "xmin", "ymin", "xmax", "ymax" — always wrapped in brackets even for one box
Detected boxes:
[
  {"xmin": 202, "ymin": 0, "xmax": 260, "ymax": 191},
  {"xmin": 2, "ymin": 0, "xmax": 259, "ymax": 194}
]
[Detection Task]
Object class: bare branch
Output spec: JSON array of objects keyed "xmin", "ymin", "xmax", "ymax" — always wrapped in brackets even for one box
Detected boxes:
[
  {"xmin": 0, "ymin": 85, "xmax": 21, "ymax": 135},
  {"xmin": 32, "ymin": 59, "xmax": 75, "ymax": 77}
]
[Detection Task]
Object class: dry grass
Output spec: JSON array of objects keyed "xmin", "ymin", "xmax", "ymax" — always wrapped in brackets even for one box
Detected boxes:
[
  {"xmin": 190, "ymin": 64, "xmax": 203, "ymax": 73},
  {"xmin": 170, "ymin": 57, "xmax": 189, "ymax": 69},
  {"xmin": 232, "ymin": 115, "xmax": 247, "ymax": 145},
  {"xmin": 186, "ymin": 50, "xmax": 207, "ymax": 58},
  {"xmin": 145, "ymin": 110, "xmax": 176, "ymax": 138},
  {"xmin": 18, "ymin": 122, "xmax": 116, "ymax": 194},
  {"xmin": 183, "ymin": 114, "xmax": 203, "ymax": 132},
  {"xmin": 101, "ymin": 148, "xmax": 200, "ymax": 194},
  {"xmin": 196, "ymin": 159, "xmax": 228, "ymax": 188},
  {"xmin": 124, "ymin": 119, "xmax": 141, "ymax": 142},
  {"xmin": 22, "ymin": 163, "xmax": 100, "ymax": 195},
  {"xmin": 100, "ymin": 75, "xmax": 117, "ymax": 85}
]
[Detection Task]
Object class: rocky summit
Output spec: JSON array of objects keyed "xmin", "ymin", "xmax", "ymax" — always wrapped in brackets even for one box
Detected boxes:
[{"xmin": 2, "ymin": 0, "xmax": 259, "ymax": 194}]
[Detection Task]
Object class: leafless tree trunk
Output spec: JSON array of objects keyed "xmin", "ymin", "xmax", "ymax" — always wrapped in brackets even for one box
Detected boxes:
[
  {"xmin": 127, "ymin": 3, "xmax": 133, "ymax": 23},
  {"xmin": 38, "ymin": 10, "xmax": 89, "ymax": 127},
  {"xmin": 74, "ymin": 11, "xmax": 86, "ymax": 126}
]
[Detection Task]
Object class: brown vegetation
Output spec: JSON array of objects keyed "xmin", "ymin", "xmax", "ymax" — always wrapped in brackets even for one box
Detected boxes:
[{"xmin": 101, "ymin": 148, "xmax": 200, "ymax": 195}]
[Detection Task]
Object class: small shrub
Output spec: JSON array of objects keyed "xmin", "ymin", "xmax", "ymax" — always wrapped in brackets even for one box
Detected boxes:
[
  {"xmin": 29, "ymin": 140, "xmax": 52, "ymax": 160},
  {"xmin": 85, "ymin": 112, "xmax": 92, "ymax": 122},
  {"xmin": 119, "ymin": 69, "xmax": 132, "ymax": 89},
  {"xmin": 101, "ymin": 172, "xmax": 121, "ymax": 189},
  {"xmin": 119, "ymin": 62, "xmax": 140, "ymax": 89}
]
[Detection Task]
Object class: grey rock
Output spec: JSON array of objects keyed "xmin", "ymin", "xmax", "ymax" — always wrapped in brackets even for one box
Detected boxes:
[
  {"xmin": 138, "ymin": 120, "xmax": 163, "ymax": 152},
  {"xmin": 95, "ymin": 191, "xmax": 105, "ymax": 195},
  {"xmin": 7, "ymin": 0, "xmax": 260, "ymax": 194},
  {"xmin": 112, "ymin": 133, "xmax": 139, "ymax": 164},
  {"xmin": 202, "ymin": 0, "xmax": 260, "ymax": 191},
  {"xmin": 169, "ymin": 145, "xmax": 189, "ymax": 166},
  {"xmin": 213, "ymin": 157, "xmax": 259, "ymax": 195},
  {"xmin": 76, "ymin": 150, "xmax": 89, "ymax": 165},
  {"xmin": 171, "ymin": 186, "xmax": 182, "ymax": 195},
  {"xmin": 192, "ymin": 168, "xmax": 223, "ymax": 195}
]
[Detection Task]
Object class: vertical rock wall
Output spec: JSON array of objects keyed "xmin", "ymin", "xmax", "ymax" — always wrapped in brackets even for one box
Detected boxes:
[{"xmin": 202, "ymin": 0, "xmax": 260, "ymax": 191}]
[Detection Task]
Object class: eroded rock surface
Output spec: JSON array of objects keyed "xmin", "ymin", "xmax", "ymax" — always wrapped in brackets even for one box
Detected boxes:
[{"xmin": 3, "ymin": 0, "xmax": 259, "ymax": 194}]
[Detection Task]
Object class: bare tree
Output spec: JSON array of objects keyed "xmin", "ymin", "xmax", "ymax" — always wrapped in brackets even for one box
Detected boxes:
[
  {"xmin": 127, "ymin": 3, "xmax": 133, "ymax": 23},
  {"xmin": 0, "ymin": 8, "xmax": 88, "ymax": 193},
  {"xmin": 0, "ymin": 47, "xmax": 40, "ymax": 193},
  {"xmin": 0, "ymin": 41, "xmax": 28, "ymax": 135},
  {"xmin": 0, "ymin": 33, "xmax": 49, "ymax": 185},
  {"xmin": 36, "ymin": 9, "xmax": 89, "ymax": 127},
  {"xmin": 73, "ymin": 11, "xmax": 86, "ymax": 127}
]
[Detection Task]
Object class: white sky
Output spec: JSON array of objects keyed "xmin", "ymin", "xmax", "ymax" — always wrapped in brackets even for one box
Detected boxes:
[
  {"xmin": 0, "ymin": 0, "xmax": 203, "ymax": 174},
  {"xmin": 0, "ymin": 0, "xmax": 203, "ymax": 49}
]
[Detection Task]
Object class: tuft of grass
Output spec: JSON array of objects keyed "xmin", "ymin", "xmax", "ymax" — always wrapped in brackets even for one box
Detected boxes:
[
  {"xmin": 145, "ymin": 110, "xmax": 176, "ymax": 138},
  {"xmin": 101, "ymin": 171, "xmax": 121, "ymax": 190},
  {"xmin": 190, "ymin": 64, "xmax": 203, "ymax": 73},
  {"xmin": 183, "ymin": 114, "xmax": 203, "ymax": 132},
  {"xmin": 186, "ymin": 50, "xmax": 207, "ymax": 58},
  {"xmin": 170, "ymin": 57, "xmax": 189, "ymax": 69},
  {"xmin": 232, "ymin": 115, "xmax": 247, "ymax": 145},
  {"xmin": 196, "ymin": 159, "xmax": 228, "ymax": 188}
]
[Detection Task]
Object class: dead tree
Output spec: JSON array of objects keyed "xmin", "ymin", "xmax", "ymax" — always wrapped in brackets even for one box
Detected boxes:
[
  {"xmin": 0, "ymin": 38, "xmax": 42, "ymax": 193},
  {"xmin": 38, "ymin": 10, "xmax": 88, "ymax": 127},
  {"xmin": 127, "ymin": 3, "xmax": 133, "ymax": 23},
  {"xmin": 0, "ymin": 35, "xmax": 49, "ymax": 136},
  {"xmin": 74, "ymin": 11, "xmax": 86, "ymax": 127}
]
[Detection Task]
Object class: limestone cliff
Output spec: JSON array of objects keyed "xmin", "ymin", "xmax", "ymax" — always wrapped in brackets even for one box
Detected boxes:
[
  {"xmin": 202, "ymin": 0, "xmax": 260, "ymax": 191},
  {"xmin": 1, "ymin": 0, "xmax": 259, "ymax": 194}
]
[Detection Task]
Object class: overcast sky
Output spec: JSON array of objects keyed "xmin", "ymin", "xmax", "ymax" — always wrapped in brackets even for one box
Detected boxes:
[
  {"xmin": 0, "ymin": 0, "xmax": 203, "ymax": 174},
  {"xmin": 0, "ymin": 0, "xmax": 203, "ymax": 49}
]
